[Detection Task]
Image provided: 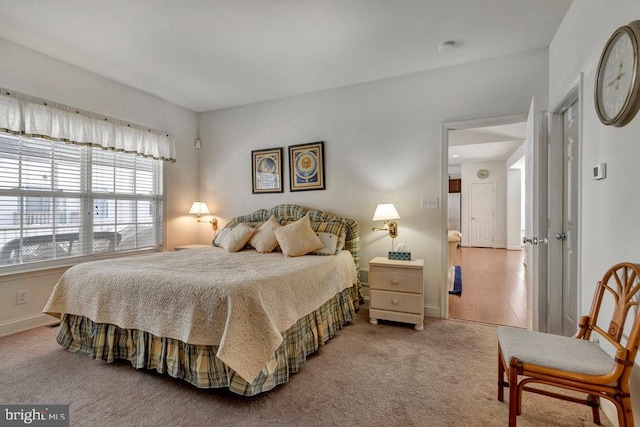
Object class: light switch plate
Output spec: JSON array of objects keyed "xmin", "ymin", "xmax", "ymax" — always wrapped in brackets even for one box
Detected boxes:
[{"xmin": 421, "ymin": 197, "xmax": 439, "ymax": 209}]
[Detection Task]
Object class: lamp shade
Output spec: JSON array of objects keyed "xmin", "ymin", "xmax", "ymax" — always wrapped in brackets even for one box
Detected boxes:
[
  {"xmin": 188, "ymin": 201, "xmax": 210, "ymax": 215},
  {"xmin": 372, "ymin": 204, "xmax": 400, "ymax": 221}
]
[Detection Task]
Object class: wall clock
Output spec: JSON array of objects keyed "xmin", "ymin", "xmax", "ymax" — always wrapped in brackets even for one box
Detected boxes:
[
  {"xmin": 477, "ymin": 169, "xmax": 489, "ymax": 179},
  {"xmin": 594, "ymin": 20, "xmax": 640, "ymax": 127}
]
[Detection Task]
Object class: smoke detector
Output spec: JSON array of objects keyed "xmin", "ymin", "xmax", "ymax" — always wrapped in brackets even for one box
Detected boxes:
[{"xmin": 437, "ymin": 41, "xmax": 456, "ymax": 52}]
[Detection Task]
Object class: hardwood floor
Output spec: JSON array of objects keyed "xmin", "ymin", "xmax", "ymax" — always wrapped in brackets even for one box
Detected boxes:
[{"xmin": 448, "ymin": 246, "xmax": 527, "ymax": 328}]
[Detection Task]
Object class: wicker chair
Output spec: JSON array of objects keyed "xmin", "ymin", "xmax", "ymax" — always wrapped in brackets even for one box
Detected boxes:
[{"xmin": 497, "ymin": 262, "xmax": 640, "ymax": 426}]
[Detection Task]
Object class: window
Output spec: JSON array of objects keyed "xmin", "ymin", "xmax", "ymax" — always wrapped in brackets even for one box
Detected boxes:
[{"xmin": 0, "ymin": 133, "xmax": 163, "ymax": 270}]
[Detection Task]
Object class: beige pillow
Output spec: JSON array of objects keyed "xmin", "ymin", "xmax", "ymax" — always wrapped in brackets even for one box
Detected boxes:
[
  {"xmin": 249, "ymin": 215, "xmax": 281, "ymax": 253},
  {"xmin": 221, "ymin": 223, "xmax": 255, "ymax": 252},
  {"xmin": 274, "ymin": 214, "xmax": 324, "ymax": 257}
]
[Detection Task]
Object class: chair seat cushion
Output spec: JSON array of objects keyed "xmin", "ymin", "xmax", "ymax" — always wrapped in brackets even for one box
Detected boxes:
[{"xmin": 497, "ymin": 326, "xmax": 614, "ymax": 377}]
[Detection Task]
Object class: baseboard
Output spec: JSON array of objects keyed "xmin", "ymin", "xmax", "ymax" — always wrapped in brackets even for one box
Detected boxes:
[
  {"xmin": 507, "ymin": 245, "xmax": 523, "ymax": 251},
  {"xmin": 0, "ymin": 313, "xmax": 59, "ymax": 337},
  {"xmin": 461, "ymin": 243, "xmax": 508, "ymax": 249},
  {"xmin": 425, "ymin": 305, "xmax": 441, "ymax": 318},
  {"xmin": 600, "ymin": 399, "xmax": 618, "ymax": 427}
]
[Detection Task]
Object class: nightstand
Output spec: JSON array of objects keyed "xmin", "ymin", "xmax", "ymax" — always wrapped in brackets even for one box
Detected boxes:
[
  {"xmin": 368, "ymin": 257, "xmax": 424, "ymax": 331},
  {"xmin": 174, "ymin": 244, "xmax": 211, "ymax": 251}
]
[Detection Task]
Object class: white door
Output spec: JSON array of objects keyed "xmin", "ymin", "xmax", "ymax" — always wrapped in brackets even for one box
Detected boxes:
[
  {"xmin": 561, "ymin": 102, "xmax": 579, "ymax": 336},
  {"xmin": 470, "ymin": 183, "xmax": 494, "ymax": 247},
  {"xmin": 523, "ymin": 96, "xmax": 548, "ymax": 331}
]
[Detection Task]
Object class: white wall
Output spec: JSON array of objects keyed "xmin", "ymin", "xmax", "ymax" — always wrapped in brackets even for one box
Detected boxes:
[
  {"xmin": 459, "ymin": 161, "xmax": 507, "ymax": 248},
  {"xmin": 549, "ymin": 0, "xmax": 640, "ymax": 422},
  {"xmin": 448, "ymin": 165, "xmax": 462, "ymax": 180},
  {"xmin": 198, "ymin": 48, "xmax": 549, "ymax": 317},
  {"xmin": 0, "ymin": 38, "xmax": 199, "ymax": 336}
]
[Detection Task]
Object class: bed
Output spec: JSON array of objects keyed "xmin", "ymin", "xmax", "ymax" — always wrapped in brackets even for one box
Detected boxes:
[{"xmin": 43, "ymin": 204, "xmax": 362, "ymax": 396}]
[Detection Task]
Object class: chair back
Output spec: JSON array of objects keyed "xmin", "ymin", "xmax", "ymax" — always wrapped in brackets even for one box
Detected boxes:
[{"xmin": 586, "ymin": 262, "xmax": 640, "ymax": 374}]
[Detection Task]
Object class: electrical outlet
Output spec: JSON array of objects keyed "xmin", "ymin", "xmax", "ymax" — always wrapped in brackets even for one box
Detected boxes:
[
  {"xmin": 16, "ymin": 290, "xmax": 28, "ymax": 305},
  {"xmin": 421, "ymin": 197, "xmax": 439, "ymax": 209}
]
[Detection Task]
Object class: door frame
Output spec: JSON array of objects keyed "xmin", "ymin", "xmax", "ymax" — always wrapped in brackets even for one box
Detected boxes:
[
  {"xmin": 440, "ymin": 113, "xmax": 528, "ymax": 318},
  {"xmin": 547, "ymin": 74, "xmax": 583, "ymax": 334}
]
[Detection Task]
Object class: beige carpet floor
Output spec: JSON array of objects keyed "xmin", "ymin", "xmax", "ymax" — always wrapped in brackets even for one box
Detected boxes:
[{"xmin": 0, "ymin": 311, "xmax": 613, "ymax": 426}]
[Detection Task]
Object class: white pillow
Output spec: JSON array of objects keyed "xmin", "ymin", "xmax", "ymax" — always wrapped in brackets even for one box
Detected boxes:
[
  {"xmin": 313, "ymin": 232, "xmax": 338, "ymax": 255},
  {"xmin": 249, "ymin": 216, "xmax": 281, "ymax": 253},
  {"xmin": 274, "ymin": 214, "xmax": 324, "ymax": 257},
  {"xmin": 221, "ymin": 223, "xmax": 255, "ymax": 252},
  {"xmin": 213, "ymin": 228, "xmax": 231, "ymax": 247}
]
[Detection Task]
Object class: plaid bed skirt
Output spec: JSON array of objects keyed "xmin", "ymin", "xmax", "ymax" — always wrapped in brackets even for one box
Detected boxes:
[{"xmin": 55, "ymin": 284, "xmax": 361, "ymax": 396}]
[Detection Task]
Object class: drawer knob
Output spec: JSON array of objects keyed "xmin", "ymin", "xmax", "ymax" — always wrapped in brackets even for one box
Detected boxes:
[
  {"xmin": 391, "ymin": 279, "xmax": 399, "ymax": 285},
  {"xmin": 392, "ymin": 298, "xmax": 399, "ymax": 305}
]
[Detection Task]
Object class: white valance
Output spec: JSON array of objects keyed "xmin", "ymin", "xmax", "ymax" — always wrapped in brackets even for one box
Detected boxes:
[{"xmin": 0, "ymin": 90, "xmax": 176, "ymax": 162}]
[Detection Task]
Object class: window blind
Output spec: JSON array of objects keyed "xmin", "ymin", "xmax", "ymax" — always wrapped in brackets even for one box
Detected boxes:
[{"xmin": 0, "ymin": 132, "xmax": 163, "ymax": 270}]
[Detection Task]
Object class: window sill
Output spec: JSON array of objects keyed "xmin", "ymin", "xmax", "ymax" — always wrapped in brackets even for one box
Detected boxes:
[{"xmin": 0, "ymin": 247, "xmax": 162, "ymax": 280}]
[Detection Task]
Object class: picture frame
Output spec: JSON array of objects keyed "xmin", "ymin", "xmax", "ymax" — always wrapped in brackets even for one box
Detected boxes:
[
  {"xmin": 289, "ymin": 141, "xmax": 325, "ymax": 191},
  {"xmin": 251, "ymin": 147, "xmax": 283, "ymax": 194}
]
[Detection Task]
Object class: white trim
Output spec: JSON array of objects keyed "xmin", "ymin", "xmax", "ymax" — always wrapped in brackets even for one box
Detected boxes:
[
  {"xmin": 507, "ymin": 245, "xmax": 523, "ymax": 251},
  {"xmin": 601, "ymin": 400, "xmax": 619, "ymax": 427},
  {"xmin": 424, "ymin": 304, "xmax": 441, "ymax": 318},
  {"xmin": 547, "ymin": 74, "xmax": 583, "ymax": 335},
  {"xmin": 0, "ymin": 313, "xmax": 59, "ymax": 337}
]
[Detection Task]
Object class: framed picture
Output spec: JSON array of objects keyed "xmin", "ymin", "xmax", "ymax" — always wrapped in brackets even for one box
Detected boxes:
[
  {"xmin": 251, "ymin": 147, "xmax": 283, "ymax": 193},
  {"xmin": 289, "ymin": 141, "xmax": 325, "ymax": 191}
]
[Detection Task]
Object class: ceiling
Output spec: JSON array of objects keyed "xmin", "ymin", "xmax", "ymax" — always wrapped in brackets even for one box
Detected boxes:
[
  {"xmin": 0, "ymin": 1, "xmax": 572, "ymax": 113},
  {"xmin": 448, "ymin": 122, "xmax": 526, "ymax": 166}
]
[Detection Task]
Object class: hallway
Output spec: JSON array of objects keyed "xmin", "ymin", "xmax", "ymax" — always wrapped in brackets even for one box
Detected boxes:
[{"xmin": 448, "ymin": 247, "xmax": 527, "ymax": 328}]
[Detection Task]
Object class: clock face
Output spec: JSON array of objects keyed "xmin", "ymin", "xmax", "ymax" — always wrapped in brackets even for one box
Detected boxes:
[
  {"xmin": 599, "ymin": 31, "xmax": 635, "ymax": 121},
  {"xmin": 477, "ymin": 169, "xmax": 489, "ymax": 179},
  {"xmin": 595, "ymin": 21, "xmax": 640, "ymax": 126}
]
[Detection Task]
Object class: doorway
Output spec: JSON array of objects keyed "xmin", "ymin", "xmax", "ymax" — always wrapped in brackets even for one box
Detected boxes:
[
  {"xmin": 442, "ymin": 115, "xmax": 529, "ymax": 327},
  {"xmin": 448, "ymin": 247, "xmax": 527, "ymax": 327},
  {"xmin": 547, "ymin": 80, "xmax": 582, "ymax": 336}
]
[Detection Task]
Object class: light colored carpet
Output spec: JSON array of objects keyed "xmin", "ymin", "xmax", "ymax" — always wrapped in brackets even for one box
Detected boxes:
[{"xmin": 0, "ymin": 311, "xmax": 613, "ymax": 426}]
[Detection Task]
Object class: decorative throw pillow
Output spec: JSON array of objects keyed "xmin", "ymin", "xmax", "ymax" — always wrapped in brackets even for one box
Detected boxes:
[
  {"xmin": 274, "ymin": 214, "xmax": 324, "ymax": 257},
  {"xmin": 249, "ymin": 215, "xmax": 281, "ymax": 253},
  {"xmin": 309, "ymin": 221, "xmax": 346, "ymax": 254},
  {"xmin": 221, "ymin": 223, "xmax": 255, "ymax": 253},
  {"xmin": 213, "ymin": 228, "xmax": 231, "ymax": 247},
  {"xmin": 312, "ymin": 232, "xmax": 339, "ymax": 255}
]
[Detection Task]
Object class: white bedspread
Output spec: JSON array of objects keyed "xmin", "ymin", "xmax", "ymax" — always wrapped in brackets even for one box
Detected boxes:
[{"xmin": 43, "ymin": 247, "xmax": 358, "ymax": 383}]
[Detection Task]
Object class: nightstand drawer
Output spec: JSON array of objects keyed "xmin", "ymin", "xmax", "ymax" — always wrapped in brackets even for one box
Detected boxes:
[
  {"xmin": 370, "ymin": 290, "xmax": 422, "ymax": 314},
  {"xmin": 369, "ymin": 267, "xmax": 422, "ymax": 293}
]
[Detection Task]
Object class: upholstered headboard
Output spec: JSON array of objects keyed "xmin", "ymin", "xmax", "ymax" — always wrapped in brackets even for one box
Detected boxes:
[{"xmin": 227, "ymin": 204, "xmax": 360, "ymax": 271}]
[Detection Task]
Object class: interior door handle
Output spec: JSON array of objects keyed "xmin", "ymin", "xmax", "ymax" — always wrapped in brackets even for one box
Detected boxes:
[{"xmin": 555, "ymin": 233, "xmax": 567, "ymax": 240}]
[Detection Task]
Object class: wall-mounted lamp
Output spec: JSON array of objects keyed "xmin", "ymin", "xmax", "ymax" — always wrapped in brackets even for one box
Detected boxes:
[
  {"xmin": 372, "ymin": 203, "xmax": 400, "ymax": 250},
  {"xmin": 189, "ymin": 201, "xmax": 218, "ymax": 231}
]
